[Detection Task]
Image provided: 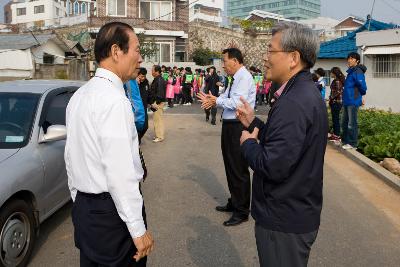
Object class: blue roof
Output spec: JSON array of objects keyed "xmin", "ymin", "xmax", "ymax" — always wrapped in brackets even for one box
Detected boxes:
[{"xmin": 318, "ymin": 19, "xmax": 398, "ymax": 59}]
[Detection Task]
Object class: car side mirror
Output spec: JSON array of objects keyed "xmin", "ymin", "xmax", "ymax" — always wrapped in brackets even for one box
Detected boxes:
[{"xmin": 39, "ymin": 125, "xmax": 67, "ymax": 143}]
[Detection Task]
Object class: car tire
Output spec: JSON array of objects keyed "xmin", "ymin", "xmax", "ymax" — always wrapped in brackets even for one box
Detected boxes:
[{"xmin": 0, "ymin": 199, "xmax": 36, "ymax": 267}]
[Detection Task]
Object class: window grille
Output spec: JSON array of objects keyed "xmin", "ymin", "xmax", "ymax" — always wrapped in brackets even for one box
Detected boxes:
[{"xmin": 373, "ymin": 54, "xmax": 400, "ymax": 78}]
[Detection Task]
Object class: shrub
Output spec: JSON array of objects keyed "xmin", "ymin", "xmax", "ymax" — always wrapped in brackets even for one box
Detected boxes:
[
  {"xmin": 358, "ymin": 109, "xmax": 400, "ymax": 162},
  {"xmin": 192, "ymin": 48, "xmax": 221, "ymax": 66}
]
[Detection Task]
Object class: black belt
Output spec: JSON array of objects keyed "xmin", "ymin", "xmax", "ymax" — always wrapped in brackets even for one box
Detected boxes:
[
  {"xmin": 222, "ymin": 119, "xmax": 241, "ymax": 124},
  {"xmin": 77, "ymin": 191, "xmax": 111, "ymax": 200}
]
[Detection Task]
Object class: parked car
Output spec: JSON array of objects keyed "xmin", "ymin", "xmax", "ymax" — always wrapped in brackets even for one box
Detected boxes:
[{"xmin": 0, "ymin": 80, "xmax": 84, "ymax": 267}]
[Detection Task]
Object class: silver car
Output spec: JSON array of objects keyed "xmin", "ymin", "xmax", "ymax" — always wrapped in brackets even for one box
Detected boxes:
[{"xmin": 0, "ymin": 80, "xmax": 84, "ymax": 267}]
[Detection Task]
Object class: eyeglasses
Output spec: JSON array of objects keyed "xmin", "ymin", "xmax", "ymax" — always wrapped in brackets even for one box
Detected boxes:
[{"xmin": 266, "ymin": 50, "xmax": 294, "ymax": 57}]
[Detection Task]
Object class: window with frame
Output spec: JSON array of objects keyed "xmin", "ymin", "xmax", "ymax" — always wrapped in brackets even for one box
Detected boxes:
[
  {"xmin": 107, "ymin": 0, "xmax": 126, "ymax": 16},
  {"xmin": 43, "ymin": 54, "xmax": 55, "ymax": 64},
  {"xmin": 17, "ymin": 8, "xmax": 26, "ymax": 16},
  {"xmin": 140, "ymin": 1, "xmax": 172, "ymax": 21},
  {"xmin": 373, "ymin": 54, "xmax": 400, "ymax": 78},
  {"xmin": 34, "ymin": 5, "xmax": 45, "ymax": 14},
  {"xmin": 81, "ymin": 3, "xmax": 87, "ymax": 13},
  {"xmin": 74, "ymin": 1, "xmax": 79, "ymax": 14},
  {"xmin": 144, "ymin": 42, "xmax": 171, "ymax": 63}
]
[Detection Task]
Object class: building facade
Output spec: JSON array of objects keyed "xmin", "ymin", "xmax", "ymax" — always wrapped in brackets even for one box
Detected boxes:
[
  {"xmin": 189, "ymin": 0, "xmax": 223, "ymax": 26},
  {"xmin": 227, "ymin": 0, "xmax": 320, "ymax": 20},
  {"xmin": 89, "ymin": 0, "xmax": 190, "ymax": 63},
  {"xmin": 356, "ymin": 29, "xmax": 400, "ymax": 112},
  {"xmin": 9, "ymin": 0, "xmax": 92, "ymax": 28}
]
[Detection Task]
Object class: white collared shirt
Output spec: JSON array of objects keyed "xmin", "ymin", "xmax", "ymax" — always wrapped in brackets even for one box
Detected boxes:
[
  {"xmin": 216, "ymin": 66, "xmax": 256, "ymax": 120},
  {"xmin": 65, "ymin": 68, "xmax": 146, "ymax": 239}
]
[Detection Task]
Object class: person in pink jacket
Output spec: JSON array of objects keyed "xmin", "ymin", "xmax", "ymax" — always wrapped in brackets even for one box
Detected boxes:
[
  {"xmin": 166, "ymin": 70, "xmax": 175, "ymax": 108},
  {"xmin": 174, "ymin": 68, "xmax": 183, "ymax": 105}
]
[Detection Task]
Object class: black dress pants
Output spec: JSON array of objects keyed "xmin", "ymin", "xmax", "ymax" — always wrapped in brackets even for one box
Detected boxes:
[
  {"xmin": 182, "ymin": 84, "xmax": 193, "ymax": 104},
  {"xmin": 221, "ymin": 120, "xmax": 251, "ymax": 218},
  {"xmin": 255, "ymin": 224, "xmax": 318, "ymax": 267},
  {"xmin": 205, "ymin": 107, "xmax": 217, "ymax": 123},
  {"xmin": 72, "ymin": 191, "xmax": 147, "ymax": 267}
]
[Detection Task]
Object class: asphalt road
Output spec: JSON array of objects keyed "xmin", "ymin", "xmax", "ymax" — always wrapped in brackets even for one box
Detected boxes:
[{"xmin": 28, "ymin": 103, "xmax": 400, "ymax": 267}]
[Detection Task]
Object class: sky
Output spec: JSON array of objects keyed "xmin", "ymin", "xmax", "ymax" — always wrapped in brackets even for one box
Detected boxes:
[{"xmin": 1, "ymin": 0, "xmax": 400, "ymax": 25}]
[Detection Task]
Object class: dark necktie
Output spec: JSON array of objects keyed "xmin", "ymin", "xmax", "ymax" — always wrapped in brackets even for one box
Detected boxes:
[{"xmin": 228, "ymin": 77, "xmax": 235, "ymax": 98}]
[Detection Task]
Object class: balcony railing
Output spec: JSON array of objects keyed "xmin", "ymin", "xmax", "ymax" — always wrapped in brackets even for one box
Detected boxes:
[{"xmin": 89, "ymin": 17, "xmax": 189, "ymax": 32}]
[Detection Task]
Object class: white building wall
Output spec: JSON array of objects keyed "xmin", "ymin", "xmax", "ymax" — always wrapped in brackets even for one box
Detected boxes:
[
  {"xmin": 31, "ymin": 40, "xmax": 66, "ymax": 64},
  {"xmin": 11, "ymin": 0, "xmax": 66, "ymax": 26},
  {"xmin": 0, "ymin": 49, "xmax": 34, "ymax": 78},
  {"xmin": 356, "ymin": 29, "xmax": 400, "ymax": 113},
  {"xmin": 189, "ymin": 0, "xmax": 223, "ymax": 24},
  {"xmin": 362, "ymin": 55, "xmax": 400, "ymax": 113},
  {"xmin": 193, "ymin": 0, "xmax": 224, "ymax": 10}
]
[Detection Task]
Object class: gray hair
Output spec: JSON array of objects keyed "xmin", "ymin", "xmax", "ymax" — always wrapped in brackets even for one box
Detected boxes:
[{"xmin": 271, "ymin": 22, "xmax": 319, "ymax": 69}]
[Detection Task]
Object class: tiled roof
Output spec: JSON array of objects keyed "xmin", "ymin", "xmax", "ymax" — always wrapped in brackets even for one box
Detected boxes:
[
  {"xmin": 318, "ymin": 19, "xmax": 398, "ymax": 59},
  {"xmin": 0, "ymin": 34, "xmax": 55, "ymax": 50}
]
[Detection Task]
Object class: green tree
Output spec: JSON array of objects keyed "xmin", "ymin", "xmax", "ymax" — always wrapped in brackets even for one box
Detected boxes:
[
  {"xmin": 192, "ymin": 48, "xmax": 221, "ymax": 66},
  {"xmin": 231, "ymin": 18, "xmax": 273, "ymax": 35},
  {"xmin": 137, "ymin": 32, "xmax": 158, "ymax": 60}
]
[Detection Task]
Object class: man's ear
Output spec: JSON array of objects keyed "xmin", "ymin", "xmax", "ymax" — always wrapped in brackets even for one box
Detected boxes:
[
  {"xmin": 110, "ymin": 44, "xmax": 120, "ymax": 62},
  {"xmin": 290, "ymin": 51, "xmax": 301, "ymax": 69}
]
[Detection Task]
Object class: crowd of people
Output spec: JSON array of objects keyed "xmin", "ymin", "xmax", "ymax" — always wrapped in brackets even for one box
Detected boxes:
[
  {"xmin": 64, "ymin": 20, "xmax": 367, "ymax": 267},
  {"xmin": 312, "ymin": 51, "xmax": 367, "ymax": 150}
]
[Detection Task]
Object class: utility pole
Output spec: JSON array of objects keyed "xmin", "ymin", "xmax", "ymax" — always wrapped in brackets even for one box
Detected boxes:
[{"xmin": 368, "ymin": 0, "xmax": 376, "ymax": 30}]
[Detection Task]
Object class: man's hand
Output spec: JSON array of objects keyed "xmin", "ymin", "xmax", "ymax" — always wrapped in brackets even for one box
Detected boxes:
[
  {"xmin": 150, "ymin": 103, "xmax": 158, "ymax": 111},
  {"xmin": 133, "ymin": 231, "xmax": 154, "ymax": 262},
  {"xmin": 362, "ymin": 95, "xmax": 366, "ymax": 106},
  {"xmin": 197, "ymin": 91, "xmax": 217, "ymax": 109},
  {"xmin": 236, "ymin": 96, "xmax": 255, "ymax": 128},
  {"xmin": 240, "ymin": 127, "xmax": 259, "ymax": 145}
]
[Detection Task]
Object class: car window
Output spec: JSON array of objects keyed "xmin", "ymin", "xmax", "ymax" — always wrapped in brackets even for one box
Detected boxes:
[
  {"xmin": 0, "ymin": 93, "xmax": 40, "ymax": 148},
  {"xmin": 42, "ymin": 92, "xmax": 74, "ymax": 133}
]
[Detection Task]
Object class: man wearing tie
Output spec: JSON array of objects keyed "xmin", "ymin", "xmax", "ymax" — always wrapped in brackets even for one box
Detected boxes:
[
  {"xmin": 198, "ymin": 48, "xmax": 256, "ymax": 226},
  {"xmin": 65, "ymin": 22, "xmax": 154, "ymax": 266}
]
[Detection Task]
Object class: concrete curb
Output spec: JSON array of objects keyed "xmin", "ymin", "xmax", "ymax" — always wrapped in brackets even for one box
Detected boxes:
[{"xmin": 328, "ymin": 142, "xmax": 400, "ymax": 191}]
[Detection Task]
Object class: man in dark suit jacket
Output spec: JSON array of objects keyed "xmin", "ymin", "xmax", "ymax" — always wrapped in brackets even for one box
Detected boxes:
[
  {"xmin": 204, "ymin": 66, "xmax": 221, "ymax": 125},
  {"xmin": 237, "ymin": 22, "xmax": 328, "ymax": 267}
]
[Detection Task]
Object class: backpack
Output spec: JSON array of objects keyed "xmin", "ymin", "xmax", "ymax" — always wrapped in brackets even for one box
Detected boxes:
[{"xmin": 124, "ymin": 80, "xmax": 146, "ymax": 132}]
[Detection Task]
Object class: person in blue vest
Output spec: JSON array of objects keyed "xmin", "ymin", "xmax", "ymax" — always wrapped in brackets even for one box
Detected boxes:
[
  {"xmin": 342, "ymin": 52, "xmax": 367, "ymax": 150},
  {"xmin": 124, "ymin": 78, "xmax": 147, "ymax": 143}
]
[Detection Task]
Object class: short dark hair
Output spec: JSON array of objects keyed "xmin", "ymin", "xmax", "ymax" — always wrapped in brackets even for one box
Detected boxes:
[
  {"xmin": 153, "ymin": 65, "xmax": 161, "ymax": 74},
  {"xmin": 138, "ymin": 67, "xmax": 147, "ymax": 76},
  {"xmin": 314, "ymin": 68, "xmax": 325, "ymax": 77},
  {"xmin": 347, "ymin": 52, "xmax": 360, "ymax": 63},
  {"xmin": 94, "ymin": 22, "xmax": 133, "ymax": 64},
  {"xmin": 222, "ymin": 48, "xmax": 244, "ymax": 64}
]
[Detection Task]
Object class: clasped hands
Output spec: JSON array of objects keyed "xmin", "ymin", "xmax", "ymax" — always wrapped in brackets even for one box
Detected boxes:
[
  {"xmin": 197, "ymin": 91, "xmax": 217, "ymax": 109},
  {"xmin": 197, "ymin": 92, "xmax": 259, "ymax": 145},
  {"xmin": 236, "ymin": 96, "xmax": 259, "ymax": 145}
]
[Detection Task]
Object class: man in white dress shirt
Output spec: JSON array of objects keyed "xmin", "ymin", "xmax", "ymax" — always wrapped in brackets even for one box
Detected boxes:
[
  {"xmin": 198, "ymin": 48, "xmax": 256, "ymax": 227},
  {"xmin": 65, "ymin": 22, "xmax": 154, "ymax": 266}
]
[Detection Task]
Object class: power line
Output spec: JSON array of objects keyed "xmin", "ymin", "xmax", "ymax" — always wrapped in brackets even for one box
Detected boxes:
[{"xmin": 381, "ymin": 0, "xmax": 400, "ymax": 14}]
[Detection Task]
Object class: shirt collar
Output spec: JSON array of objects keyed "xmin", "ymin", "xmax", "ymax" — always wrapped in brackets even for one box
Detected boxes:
[
  {"xmin": 95, "ymin": 68, "xmax": 124, "ymax": 91},
  {"xmin": 233, "ymin": 66, "xmax": 246, "ymax": 80},
  {"xmin": 274, "ymin": 81, "xmax": 288, "ymax": 99}
]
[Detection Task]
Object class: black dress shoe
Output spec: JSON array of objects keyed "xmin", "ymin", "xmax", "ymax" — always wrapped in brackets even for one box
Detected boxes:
[
  {"xmin": 223, "ymin": 216, "xmax": 248, "ymax": 226},
  {"xmin": 215, "ymin": 204, "xmax": 233, "ymax": 212}
]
